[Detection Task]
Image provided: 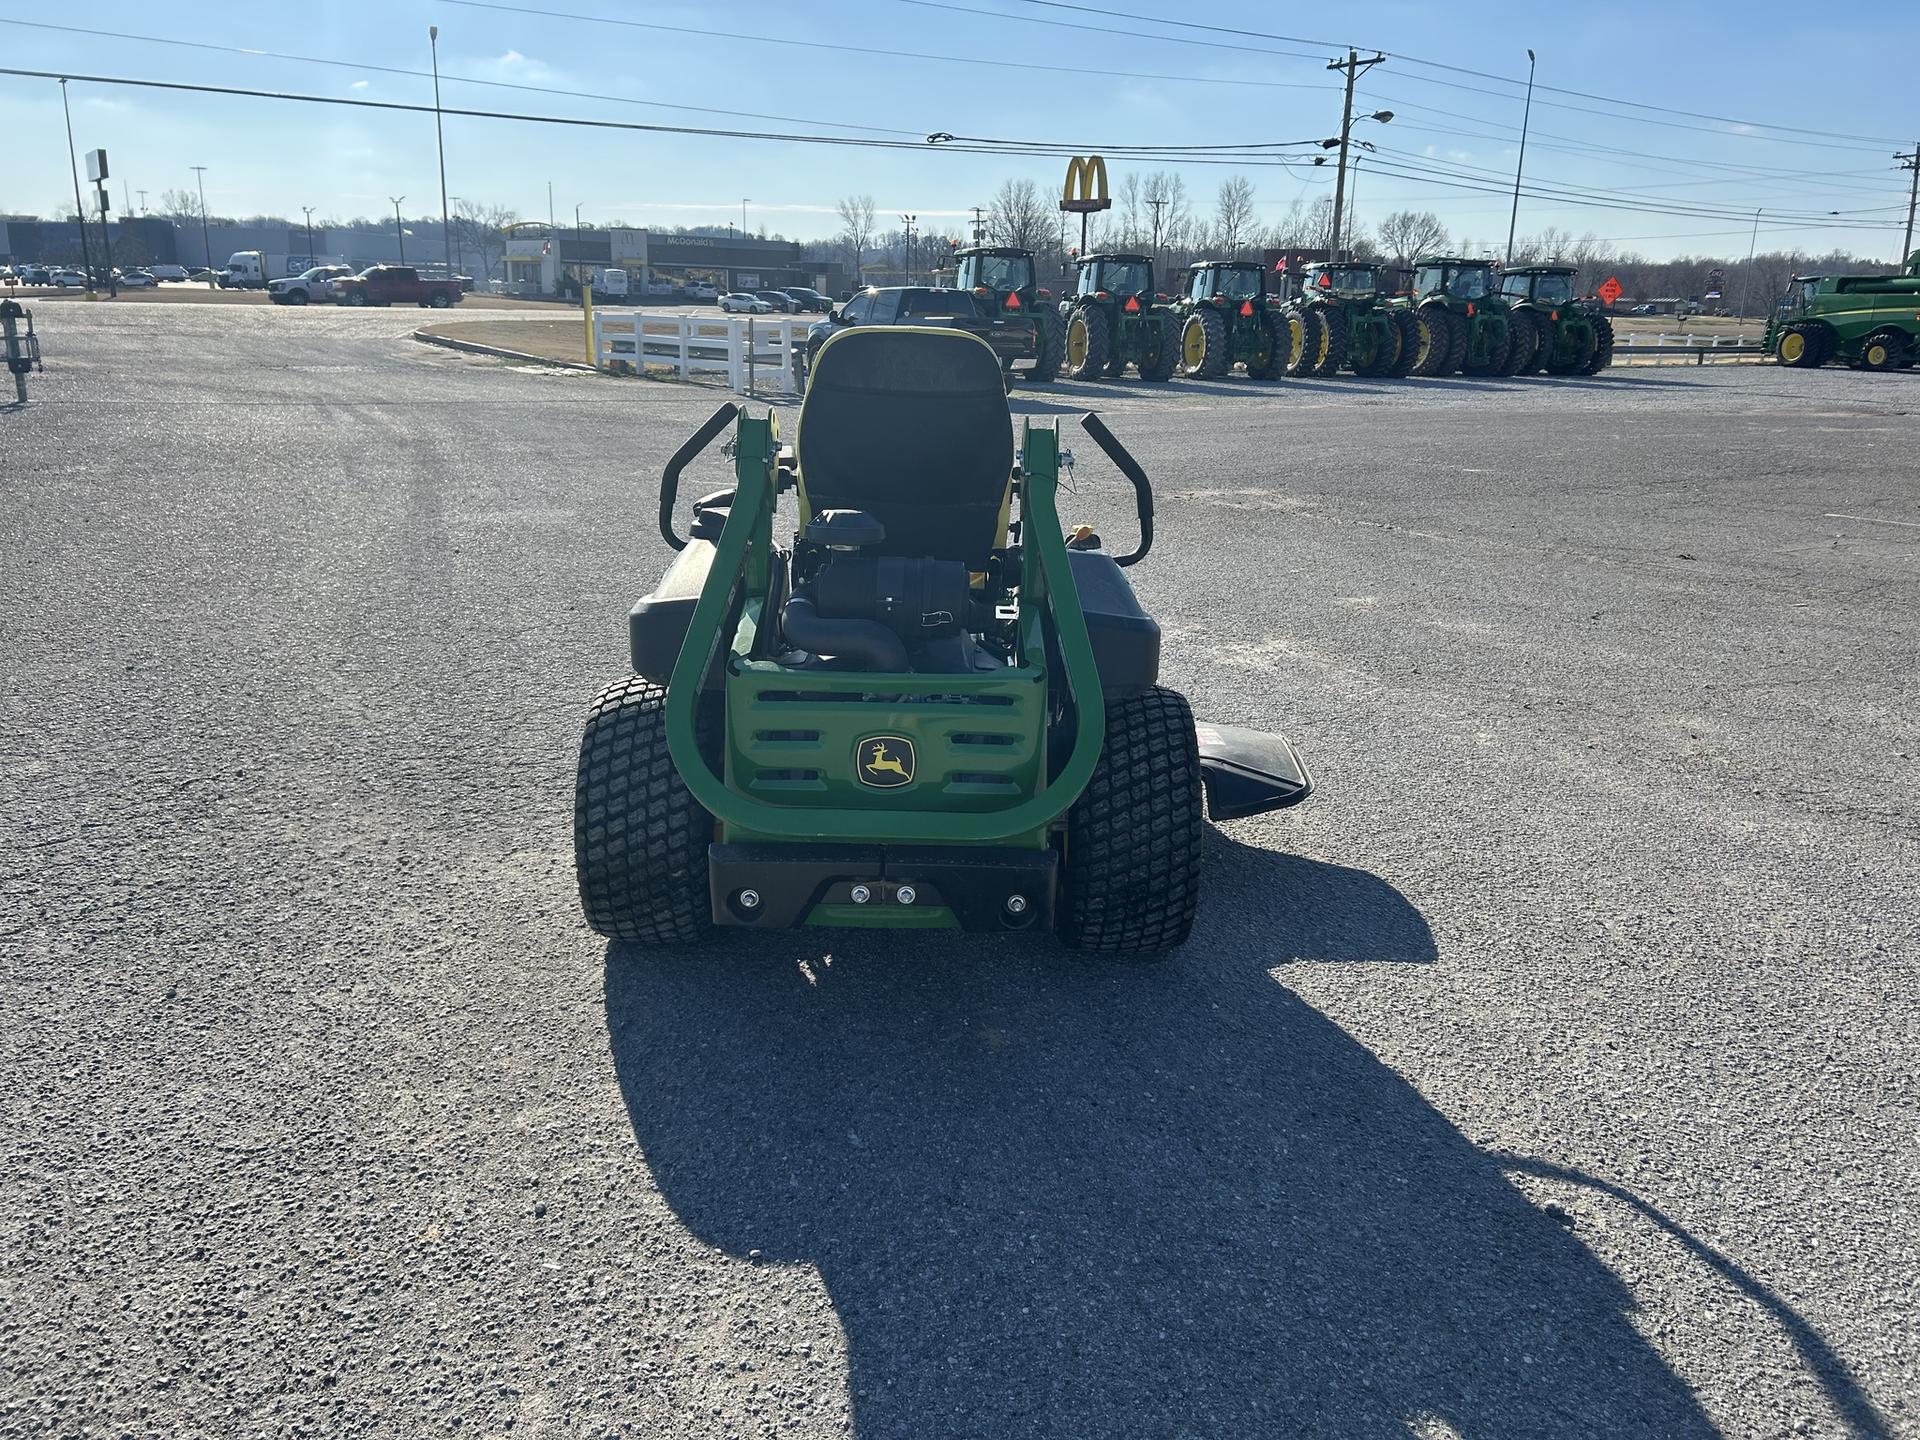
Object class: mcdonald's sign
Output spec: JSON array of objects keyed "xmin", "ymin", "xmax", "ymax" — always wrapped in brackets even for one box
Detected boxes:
[{"xmin": 1060, "ymin": 155, "xmax": 1112, "ymax": 215}]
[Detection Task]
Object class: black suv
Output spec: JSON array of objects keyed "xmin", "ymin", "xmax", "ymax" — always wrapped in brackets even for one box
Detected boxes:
[{"xmin": 802, "ymin": 287, "xmax": 1035, "ymax": 390}]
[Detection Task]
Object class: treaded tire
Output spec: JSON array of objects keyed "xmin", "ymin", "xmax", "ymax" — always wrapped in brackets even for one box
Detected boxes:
[
  {"xmin": 1582, "ymin": 313, "xmax": 1615, "ymax": 374},
  {"xmin": 1245, "ymin": 310, "xmax": 1292, "ymax": 379},
  {"xmin": 575, "ymin": 677, "xmax": 716, "ymax": 944},
  {"xmin": 1181, "ymin": 306, "xmax": 1231, "ymax": 378},
  {"xmin": 1065, "ymin": 303, "xmax": 1111, "ymax": 381},
  {"xmin": 1774, "ymin": 322, "xmax": 1829, "ymax": 368},
  {"xmin": 1500, "ymin": 311, "xmax": 1538, "ymax": 376},
  {"xmin": 1860, "ymin": 326, "xmax": 1910, "ymax": 372},
  {"xmin": 1138, "ymin": 313, "xmax": 1178, "ymax": 381},
  {"xmin": 1387, "ymin": 309, "xmax": 1424, "ymax": 378},
  {"xmin": 1058, "ymin": 687, "xmax": 1204, "ymax": 957},
  {"xmin": 1463, "ymin": 316, "xmax": 1509, "ymax": 376},
  {"xmin": 1350, "ymin": 313, "xmax": 1400, "ymax": 377},
  {"xmin": 1031, "ymin": 306, "xmax": 1064, "ymax": 383},
  {"xmin": 1288, "ymin": 306, "xmax": 1327, "ymax": 377},
  {"xmin": 1545, "ymin": 320, "xmax": 1597, "ymax": 375},
  {"xmin": 1311, "ymin": 305, "xmax": 1349, "ymax": 377},
  {"xmin": 1414, "ymin": 306, "xmax": 1461, "ymax": 376}
]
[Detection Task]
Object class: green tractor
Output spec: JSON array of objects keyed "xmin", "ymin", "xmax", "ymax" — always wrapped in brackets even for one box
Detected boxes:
[
  {"xmin": 1058, "ymin": 253, "xmax": 1178, "ymax": 381},
  {"xmin": 1171, "ymin": 260, "xmax": 1293, "ymax": 380},
  {"xmin": 1497, "ymin": 265, "xmax": 1613, "ymax": 375},
  {"xmin": 1763, "ymin": 251, "xmax": 1920, "ymax": 370},
  {"xmin": 1292, "ymin": 261, "xmax": 1424, "ymax": 378},
  {"xmin": 573, "ymin": 327, "xmax": 1313, "ymax": 954},
  {"xmin": 1409, "ymin": 256, "xmax": 1534, "ymax": 377},
  {"xmin": 954, "ymin": 245, "xmax": 1065, "ymax": 383}
]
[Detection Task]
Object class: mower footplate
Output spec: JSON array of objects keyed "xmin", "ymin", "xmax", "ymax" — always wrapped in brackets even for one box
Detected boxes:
[
  {"xmin": 1195, "ymin": 723, "xmax": 1314, "ymax": 821},
  {"xmin": 709, "ymin": 843, "xmax": 1057, "ymax": 932}
]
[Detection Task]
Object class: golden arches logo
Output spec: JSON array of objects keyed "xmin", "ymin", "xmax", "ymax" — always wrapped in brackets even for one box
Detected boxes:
[{"xmin": 1060, "ymin": 155, "xmax": 1112, "ymax": 214}]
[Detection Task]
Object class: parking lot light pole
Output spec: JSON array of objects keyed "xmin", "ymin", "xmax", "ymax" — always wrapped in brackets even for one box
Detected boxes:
[
  {"xmin": 742, "ymin": 198, "xmax": 751, "ymax": 237},
  {"xmin": 60, "ymin": 80, "xmax": 96, "ymax": 294},
  {"xmin": 430, "ymin": 27, "xmax": 452, "ymax": 280},
  {"xmin": 302, "ymin": 206, "xmax": 315, "ymax": 263},
  {"xmin": 900, "ymin": 213, "xmax": 915, "ymax": 285},
  {"xmin": 391, "ymin": 197, "xmax": 406, "ymax": 264},
  {"xmin": 1505, "ymin": 49, "xmax": 1537, "ymax": 265},
  {"xmin": 191, "ymin": 166, "xmax": 212, "ymax": 280}
]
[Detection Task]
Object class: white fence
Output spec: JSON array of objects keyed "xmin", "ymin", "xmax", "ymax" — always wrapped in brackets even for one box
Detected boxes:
[{"xmin": 593, "ymin": 312, "xmax": 807, "ymax": 393}]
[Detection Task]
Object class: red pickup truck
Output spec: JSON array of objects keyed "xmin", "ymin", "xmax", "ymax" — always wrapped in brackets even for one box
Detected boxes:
[{"xmin": 333, "ymin": 265, "xmax": 463, "ymax": 309}]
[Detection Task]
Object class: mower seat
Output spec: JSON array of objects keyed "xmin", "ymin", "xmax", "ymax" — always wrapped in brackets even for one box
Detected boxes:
[{"xmin": 796, "ymin": 327, "xmax": 1014, "ymax": 570}]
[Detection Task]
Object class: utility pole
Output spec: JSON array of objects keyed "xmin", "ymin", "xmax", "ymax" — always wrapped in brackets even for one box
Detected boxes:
[
  {"xmin": 392, "ymin": 196, "xmax": 407, "ymax": 264},
  {"xmin": 137, "ymin": 188, "xmax": 148, "ymax": 215},
  {"xmin": 899, "ymin": 213, "xmax": 915, "ymax": 285},
  {"xmin": 1326, "ymin": 50, "xmax": 1385, "ymax": 263},
  {"xmin": 430, "ymin": 27, "xmax": 453, "ymax": 280},
  {"xmin": 190, "ymin": 165, "xmax": 212, "ymax": 276},
  {"xmin": 1506, "ymin": 49, "xmax": 1537, "ymax": 265},
  {"xmin": 1736, "ymin": 208, "xmax": 1761, "ymax": 321},
  {"xmin": 1147, "ymin": 195, "xmax": 1167, "ymax": 257},
  {"xmin": 60, "ymin": 81, "xmax": 96, "ymax": 294},
  {"xmin": 970, "ymin": 205, "xmax": 987, "ymax": 242},
  {"xmin": 1897, "ymin": 145, "xmax": 1919, "ymax": 264}
]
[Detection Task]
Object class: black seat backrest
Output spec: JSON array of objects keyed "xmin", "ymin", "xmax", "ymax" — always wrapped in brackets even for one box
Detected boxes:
[{"xmin": 796, "ymin": 327, "xmax": 1014, "ymax": 568}]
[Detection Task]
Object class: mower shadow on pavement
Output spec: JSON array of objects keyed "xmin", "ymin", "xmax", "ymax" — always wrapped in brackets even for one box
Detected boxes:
[{"xmin": 604, "ymin": 844, "xmax": 1719, "ymax": 1437}]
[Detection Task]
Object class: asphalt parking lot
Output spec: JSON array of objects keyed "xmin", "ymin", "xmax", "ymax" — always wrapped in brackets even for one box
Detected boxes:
[{"xmin": 3, "ymin": 302, "xmax": 1916, "ymax": 1438}]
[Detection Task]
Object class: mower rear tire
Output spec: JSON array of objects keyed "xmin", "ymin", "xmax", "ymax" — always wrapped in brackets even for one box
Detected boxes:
[
  {"xmin": 1582, "ymin": 313, "xmax": 1616, "ymax": 374},
  {"xmin": 575, "ymin": 676, "xmax": 717, "ymax": 944},
  {"xmin": 1138, "ymin": 314, "xmax": 1178, "ymax": 381},
  {"xmin": 1500, "ymin": 312, "xmax": 1538, "ymax": 376},
  {"xmin": 1312, "ymin": 306, "xmax": 1349, "ymax": 377},
  {"xmin": 1245, "ymin": 310, "xmax": 1292, "ymax": 379},
  {"xmin": 1387, "ymin": 309, "xmax": 1424, "ymax": 378},
  {"xmin": 1180, "ymin": 307, "xmax": 1231, "ymax": 379},
  {"xmin": 1065, "ymin": 303, "xmax": 1111, "ymax": 381},
  {"xmin": 1059, "ymin": 687, "xmax": 1204, "ymax": 957}
]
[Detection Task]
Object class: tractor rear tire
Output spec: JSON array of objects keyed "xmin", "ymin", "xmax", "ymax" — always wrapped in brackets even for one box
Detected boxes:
[
  {"xmin": 1582, "ymin": 313, "xmax": 1615, "ymax": 374},
  {"xmin": 1463, "ymin": 317, "xmax": 1510, "ymax": 376},
  {"xmin": 1860, "ymin": 327, "xmax": 1910, "ymax": 372},
  {"xmin": 1545, "ymin": 321, "xmax": 1596, "ymax": 376},
  {"xmin": 1031, "ymin": 306, "xmax": 1064, "ymax": 383},
  {"xmin": 1283, "ymin": 308, "xmax": 1310, "ymax": 376},
  {"xmin": 1500, "ymin": 312, "xmax": 1538, "ymax": 376},
  {"xmin": 1287, "ymin": 307, "xmax": 1325, "ymax": 377},
  {"xmin": 1058, "ymin": 686, "xmax": 1204, "ymax": 957},
  {"xmin": 1774, "ymin": 322, "xmax": 1830, "ymax": 368},
  {"xmin": 1245, "ymin": 310, "xmax": 1292, "ymax": 379},
  {"xmin": 1065, "ymin": 303, "xmax": 1111, "ymax": 381},
  {"xmin": 1414, "ymin": 307, "xmax": 1461, "ymax": 376},
  {"xmin": 1312, "ymin": 306, "xmax": 1349, "ymax": 377},
  {"xmin": 575, "ymin": 677, "xmax": 717, "ymax": 944},
  {"xmin": 1387, "ymin": 309, "xmax": 1424, "ymax": 378},
  {"xmin": 1180, "ymin": 306, "xmax": 1231, "ymax": 378},
  {"xmin": 1138, "ymin": 314, "xmax": 1178, "ymax": 381},
  {"xmin": 1350, "ymin": 315, "xmax": 1399, "ymax": 377}
]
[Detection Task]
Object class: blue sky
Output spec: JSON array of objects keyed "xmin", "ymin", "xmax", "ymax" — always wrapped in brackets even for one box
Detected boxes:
[{"xmin": 3, "ymin": 0, "xmax": 1916, "ymax": 259}]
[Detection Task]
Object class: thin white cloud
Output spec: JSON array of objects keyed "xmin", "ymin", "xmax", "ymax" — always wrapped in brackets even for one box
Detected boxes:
[{"xmin": 349, "ymin": 80, "xmax": 369, "ymax": 90}]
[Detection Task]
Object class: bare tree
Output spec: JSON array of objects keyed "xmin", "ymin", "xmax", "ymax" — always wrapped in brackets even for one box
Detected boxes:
[
  {"xmin": 836, "ymin": 194, "xmax": 876, "ymax": 284},
  {"xmin": 1376, "ymin": 210, "xmax": 1449, "ymax": 271},
  {"xmin": 1115, "ymin": 171, "xmax": 1145, "ymax": 248},
  {"xmin": 988, "ymin": 178, "xmax": 1052, "ymax": 251},
  {"xmin": 1142, "ymin": 171, "xmax": 1190, "ymax": 255},
  {"xmin": 154, "ymin": 187, "xmax": 202, "ymax": 223},
  {"xmin": 452, "ymin": 198, "xmax": 517, "ymax": 280},
  {"xmin": 1213, "ymin": 176, "xmax": 1257, "ymax": 257}
]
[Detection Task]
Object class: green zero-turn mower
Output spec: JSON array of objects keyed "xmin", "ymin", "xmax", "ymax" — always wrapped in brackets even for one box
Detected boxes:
[{"xmin": 574, "ymin": 326, "xmax": 1313, "ymax": 955}]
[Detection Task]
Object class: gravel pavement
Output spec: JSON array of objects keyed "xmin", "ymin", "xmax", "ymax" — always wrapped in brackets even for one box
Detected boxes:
[{"xmin": 3, "ymin": 302, "xmax": 1917, "ymax": 1439}]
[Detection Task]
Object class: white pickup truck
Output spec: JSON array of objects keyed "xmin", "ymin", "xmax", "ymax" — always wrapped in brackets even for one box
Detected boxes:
[{"xmin": 266, "ymin": 265, "xmax": 355, "ymax": 305}]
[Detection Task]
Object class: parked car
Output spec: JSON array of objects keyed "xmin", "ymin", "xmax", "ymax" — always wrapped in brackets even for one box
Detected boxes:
[
  {"xmin": 719, "ymin": 292, "xmax": 774, "ymax": 314},
  {"xmin": 148, "ymin": 264, "xmax": 191, "ymax": 282},
  {"xmin": 781, "ymin": 287, "xmax": 832, "ymax": 313},
  {"xmin": 755, "ymin": 290, "xmax": 802, "ymax": 313},
  {"xmin": 685, "ymin": 282, "xmax": 719, "ymax": 302},
  {"xmin": 802, "ymin": 286, "xmax": 1034, "ymax": 390},
  {"xmin": 332, "ymin": 265, "xmax": 464, "ymax": 308},
  {"xmin": 115, "ymin": 269, "xmax": 158, "ymax": 288},
  {"xmin": 48, "ymin": 269, "xmax": 88, "ymax": 289},
  {"xmin": 267, "ymin": 265, "xmax": 354, "ymax": 305},
  {"xmin": 17, "ymin": 266, "xmax": 51, "ymax": 285},
  {"xmin": 187, "ymin": 267, "xmax": 218, "ymax": 283}
]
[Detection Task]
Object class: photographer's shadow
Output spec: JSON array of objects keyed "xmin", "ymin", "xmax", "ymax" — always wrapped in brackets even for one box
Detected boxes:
[{"xmin": 605, "ymin": 835, "xmax": 1713, "ymax": 1437}]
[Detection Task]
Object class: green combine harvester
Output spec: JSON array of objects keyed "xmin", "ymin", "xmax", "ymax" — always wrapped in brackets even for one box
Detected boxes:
[
  {"xmin": 1764, "ymin": 251, "xmax": 1920, "ymax": 370},
  {"xmin": 574, "ymin": 326, "xmax": 1313, "ymax": 954},
  {"xmin": 953, "ymin": 245, "xmax": 1065, "ymax": 384},
  {"xmin": 1059, "ymin": 253, "xmax": 1178, "ymax": 381},
  {"xmin": 1293, "ymin": 262, "xmax": 1424, "ymax": 378},
  {"xmin": 1171, "ymin": 260, "xmax": 1293, "ymax": 379},
  {"xmin": 1498, "ymin": 265, "xmax": 1614, "ymax": 375},
  {"xmin": 1410, "ymin": 256, "xmax": 1533, "ymax": 377}
]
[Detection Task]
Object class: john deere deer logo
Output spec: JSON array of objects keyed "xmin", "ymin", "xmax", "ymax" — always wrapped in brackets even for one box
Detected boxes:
[{"xmin": 857, "ymin": 735, "xmax": 915, "ymax": 788}]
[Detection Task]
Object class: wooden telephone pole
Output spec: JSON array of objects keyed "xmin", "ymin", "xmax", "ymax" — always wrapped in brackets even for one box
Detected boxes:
[{"xmin": 1326, "ymin": 50, "xmax": 1386, "ymax": 263}]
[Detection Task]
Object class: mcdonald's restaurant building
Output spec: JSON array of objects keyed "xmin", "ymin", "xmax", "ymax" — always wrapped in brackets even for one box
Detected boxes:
[{"xmin": 498, "ymin": 224, "xmax": 848, "ymax": 299}]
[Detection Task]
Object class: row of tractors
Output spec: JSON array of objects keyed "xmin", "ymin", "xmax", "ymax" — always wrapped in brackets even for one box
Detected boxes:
[{"xmin": 953, "ymin": 247, "xmax": 1616, "ymax": 385}]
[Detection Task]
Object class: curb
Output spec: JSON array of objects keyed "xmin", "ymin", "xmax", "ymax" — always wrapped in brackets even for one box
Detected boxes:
[{"xmin": 411, "ymin": 329, "xmax": 597, "ymax": 371}]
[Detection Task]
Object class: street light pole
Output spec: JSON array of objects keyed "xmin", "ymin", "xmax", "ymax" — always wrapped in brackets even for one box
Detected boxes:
[
  {"xmin": 1736, "ymin": 208, "xmax": 1761, "ymax": 320},
  {"xmin": 302, "ymin": 205, "xmax": 315, "ymax": 262},
  {"xmin": 391, "ymin": 196, "xmax": 407, "ymax": 264},
  {"xmin": 60, "ymin": 80, "xmax": 96, "ymax": 294},
  {"xmin": 191, "ymin": 165, "xmax": 212, "ymax": 277},
  {"xmin": 1505, "ymin": 48, "xmax": 1537, "ymax": 265},
  {"xmin": 899, "ymin": 213, "xmax": 916, "ymax": 284},
  {"xmin": 430, "ymin": 26, "xmax": 453, "ymax": 279},
  {"xmin": 742, "ymin": 198, "xmax": 751, "ymax": 237}
]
